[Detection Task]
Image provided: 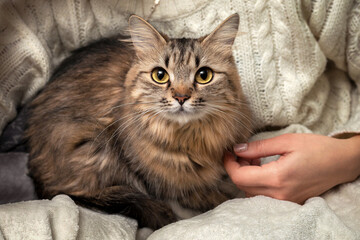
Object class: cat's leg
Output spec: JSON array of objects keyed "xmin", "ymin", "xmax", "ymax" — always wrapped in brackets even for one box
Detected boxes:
[{"xmin": 71, "ymin": 185, "xmax": 177, "ymax": 229}]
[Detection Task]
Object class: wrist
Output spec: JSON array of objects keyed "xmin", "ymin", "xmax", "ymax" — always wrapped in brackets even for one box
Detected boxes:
[{"xmin": 343, "ymin": 135, "xmax": 360, "ymax": 182}]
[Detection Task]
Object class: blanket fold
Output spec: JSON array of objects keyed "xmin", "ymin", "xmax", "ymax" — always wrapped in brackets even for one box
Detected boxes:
[
  {"xmin": 0, "ymin": 195, "xmax": 137, "ymax": 240},
  {"xmin": 149, "ymin": 186, "xmax": 360, "ymax": 240}
]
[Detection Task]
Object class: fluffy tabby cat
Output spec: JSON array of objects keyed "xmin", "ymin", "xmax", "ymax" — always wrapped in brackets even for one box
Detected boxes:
[{"xmin": 26, "ymin": 14, "xmax": 252, "ymax": 229}]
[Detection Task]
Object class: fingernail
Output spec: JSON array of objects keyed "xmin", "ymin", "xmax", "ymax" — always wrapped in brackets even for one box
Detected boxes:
[{"xmin": 234, "ymin": 143, "xmax": 248, "ymax": 153}]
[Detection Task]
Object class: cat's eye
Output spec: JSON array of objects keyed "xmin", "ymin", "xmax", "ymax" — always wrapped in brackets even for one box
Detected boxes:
[
  {"xmin": 195, "ymin": 67, "xmax": 213, "ymax": 84},
  {"xmin": 151, "ymin": 67, "xmax": 169, "ymax": 84}
]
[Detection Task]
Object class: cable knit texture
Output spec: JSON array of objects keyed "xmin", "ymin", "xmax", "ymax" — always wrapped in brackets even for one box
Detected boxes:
[{"xmin": 1, "ymin": 0, "xmax": 360, "ymax": 239}]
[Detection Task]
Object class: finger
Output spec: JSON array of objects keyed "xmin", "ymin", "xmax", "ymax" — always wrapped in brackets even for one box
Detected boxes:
[
  {"xmin": 223, "ymin": 152, "xmax": 241, "ymax": 169},
  {"xmin": 224, "ymin": 153, "xmax": 274, "ymax": 187},
  {"xmin": 233, "ymin": 134, "xmax": 295, "ymax": 159},
  {"xmin": 223, "ymin": 152, "xmax": 249, "ymax": 167}
]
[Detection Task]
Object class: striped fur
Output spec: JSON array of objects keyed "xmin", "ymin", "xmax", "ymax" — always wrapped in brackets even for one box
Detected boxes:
[{"xmin": 26, "ymin": 14, "xmax": 252, "ymax": 229}]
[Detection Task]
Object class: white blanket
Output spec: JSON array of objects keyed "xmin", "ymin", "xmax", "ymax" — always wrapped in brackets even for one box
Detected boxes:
[
  {"xmin": 1, "ymin": 0, "xmax": 360, "ymax": 239},
  {"xmin": 150, "ymin": 179, "xmax": 360, "ymax": 240},
  {"xmin": 0, "ymin": 180, "xmax": 359, "ymax": 240},
  {"xmin": 0, "ymin": 195, "xmax": 137, "ymax": 240}
]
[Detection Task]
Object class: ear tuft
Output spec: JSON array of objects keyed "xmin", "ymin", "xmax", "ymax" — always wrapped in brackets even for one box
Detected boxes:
[
  {"xmin": 128, "ymin": 15, "xmax": 167, "ymax": 57},
  {"xmin": 201, "ymin": 13, "xmax": 240, "ymax": 48}
]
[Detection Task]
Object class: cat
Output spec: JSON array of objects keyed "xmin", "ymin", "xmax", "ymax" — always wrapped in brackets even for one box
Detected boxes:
[{"xmin": 26, "ymin": 13, "xmax": 252, "ymax": 229}]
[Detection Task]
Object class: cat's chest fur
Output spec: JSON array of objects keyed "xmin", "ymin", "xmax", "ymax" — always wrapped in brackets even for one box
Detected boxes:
[{"xmin": 119, "ymin": 109, "xmax": 237, "ymax": 199}]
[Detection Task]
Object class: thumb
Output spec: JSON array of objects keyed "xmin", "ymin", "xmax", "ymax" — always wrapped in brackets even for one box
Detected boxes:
[{"xmin": 234, "ymin": 134, "xmax": 294, "ymax": 159}]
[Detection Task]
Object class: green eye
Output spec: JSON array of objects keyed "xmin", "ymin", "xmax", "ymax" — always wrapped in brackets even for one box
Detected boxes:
[
  {"xmin": 195, "ymin": 67, "xmax": 213, "ymax": 84},
  {"xmin": 151, "ymin": 67, "xmax": 169, "ymax": 84}
]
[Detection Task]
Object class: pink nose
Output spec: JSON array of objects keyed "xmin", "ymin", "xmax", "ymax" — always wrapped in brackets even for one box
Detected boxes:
[{"xmin": 173, "ymin": 94, "xmax": 190, "ymax": 105}]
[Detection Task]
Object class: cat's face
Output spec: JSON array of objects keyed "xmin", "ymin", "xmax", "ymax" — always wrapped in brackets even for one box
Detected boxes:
[{"xmin": 126, "ymin": 14, "xmax": 243, "ymax": 124}]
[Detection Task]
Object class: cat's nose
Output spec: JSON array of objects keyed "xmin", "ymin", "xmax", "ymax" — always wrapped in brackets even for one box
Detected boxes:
[{"xmin": 173, "ymin": 94, "xmax": 190, "ymax": 105}]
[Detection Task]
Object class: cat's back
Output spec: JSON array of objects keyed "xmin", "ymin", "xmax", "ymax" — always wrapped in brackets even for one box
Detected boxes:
[
  {"xmin": 44, "ymin": 36, "xmax": 133, "ymax": 95},
  {"xmin": 52, "ymin": 36, "xmax": 132, "ymax": 80},
  {"xmin": 26, "ymin": 36, "xmax": 134, "ymax": 197},
  {"xmin": 28, "ymin": 36, "xmax": 133, "ymax": 121}
]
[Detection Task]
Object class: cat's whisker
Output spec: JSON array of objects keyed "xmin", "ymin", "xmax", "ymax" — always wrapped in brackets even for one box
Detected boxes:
[
  {"xmin": 206, "ymin": 105, "xmax": 254, "ymax": 135},
  {"xmin": 112, "ymin": 109, "xmax": 159, "ymax": 151},
  {"xmin": 214, "ymin": 108, "xmax": 254, "ymax": 133},
  {"xmin": 107, "ymin": 108, "xmax": 156, "ymax": 148},
  {"xmin": 206, "ymin": 101, "xmax": 249, "ymax": 117},
  {"xmin": 208, "ymin": 111, "xmax": 250, "ymax": 141},
  {"xmin": 87, "ymin": 104, "xmax": 158, "ymax": 159},
  {"xmin": 202, "ymin": 110, "xmax": 232, "ymax": 137},
  {"xmin": 118, "ymin": 109, "xmax": 165, "ymax": 155},
  {"xmin": 90, "ymin": 100, "xmax": 159, "ymax": 142},
  {"xmin": 216, "ymin": 106, "xmax": 254, "ymax": 130},
  {"xmin": 86, "ymin": 110, "xmax": 145, "ymax": 159},
  {"xmin": 107, "ymin": 101, "xmax": 159, "ymax": 113},
  {"xmin": 111, "ymin": 106, "xmax": 160, "ymax": 143},
  {"xmin": 206, "ymin": 100, "xmax": 250, "ymax": 110}
]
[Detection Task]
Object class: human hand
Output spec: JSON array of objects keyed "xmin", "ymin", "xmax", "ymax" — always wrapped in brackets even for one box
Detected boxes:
[{"xmin": 224, "ymin": 133, "xmax": 360, "ymax": 204}]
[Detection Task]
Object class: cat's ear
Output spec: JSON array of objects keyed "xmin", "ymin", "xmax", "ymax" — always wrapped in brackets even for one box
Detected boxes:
[
  {"xmin": 201, "ymin": 13, "xmax": 239, "ymax": 49},
  {"xmin": 128, "ymin": 15, "xmax": 167, "ymax": 58}
]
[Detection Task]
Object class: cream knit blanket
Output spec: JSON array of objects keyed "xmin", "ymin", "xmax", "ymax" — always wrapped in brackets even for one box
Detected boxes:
[{"xmin": 0, "ymin": 0, "xmax": 360, "ymax": 239}]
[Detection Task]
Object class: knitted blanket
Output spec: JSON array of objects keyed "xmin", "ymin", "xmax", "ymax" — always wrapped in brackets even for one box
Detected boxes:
[{"xmin": 0, "ymin": 0, "xmax": 360, "ymax": 239}]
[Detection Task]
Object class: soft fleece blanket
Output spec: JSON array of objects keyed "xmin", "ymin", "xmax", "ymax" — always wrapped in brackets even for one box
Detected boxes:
[
  {"xmin": 0, "ymin": 187, "xmax": 359, "ymax": 239},
  {"xmin": 1, "ymin": 0, "xmax": 360, "ymax": 239},
  {"xmin": 0, "ymin": 195, "xmax": 137, "ymax": 240},
  {"xmin": 150, "ymin": 183, "xmax": 360, "ymax": 239}
]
